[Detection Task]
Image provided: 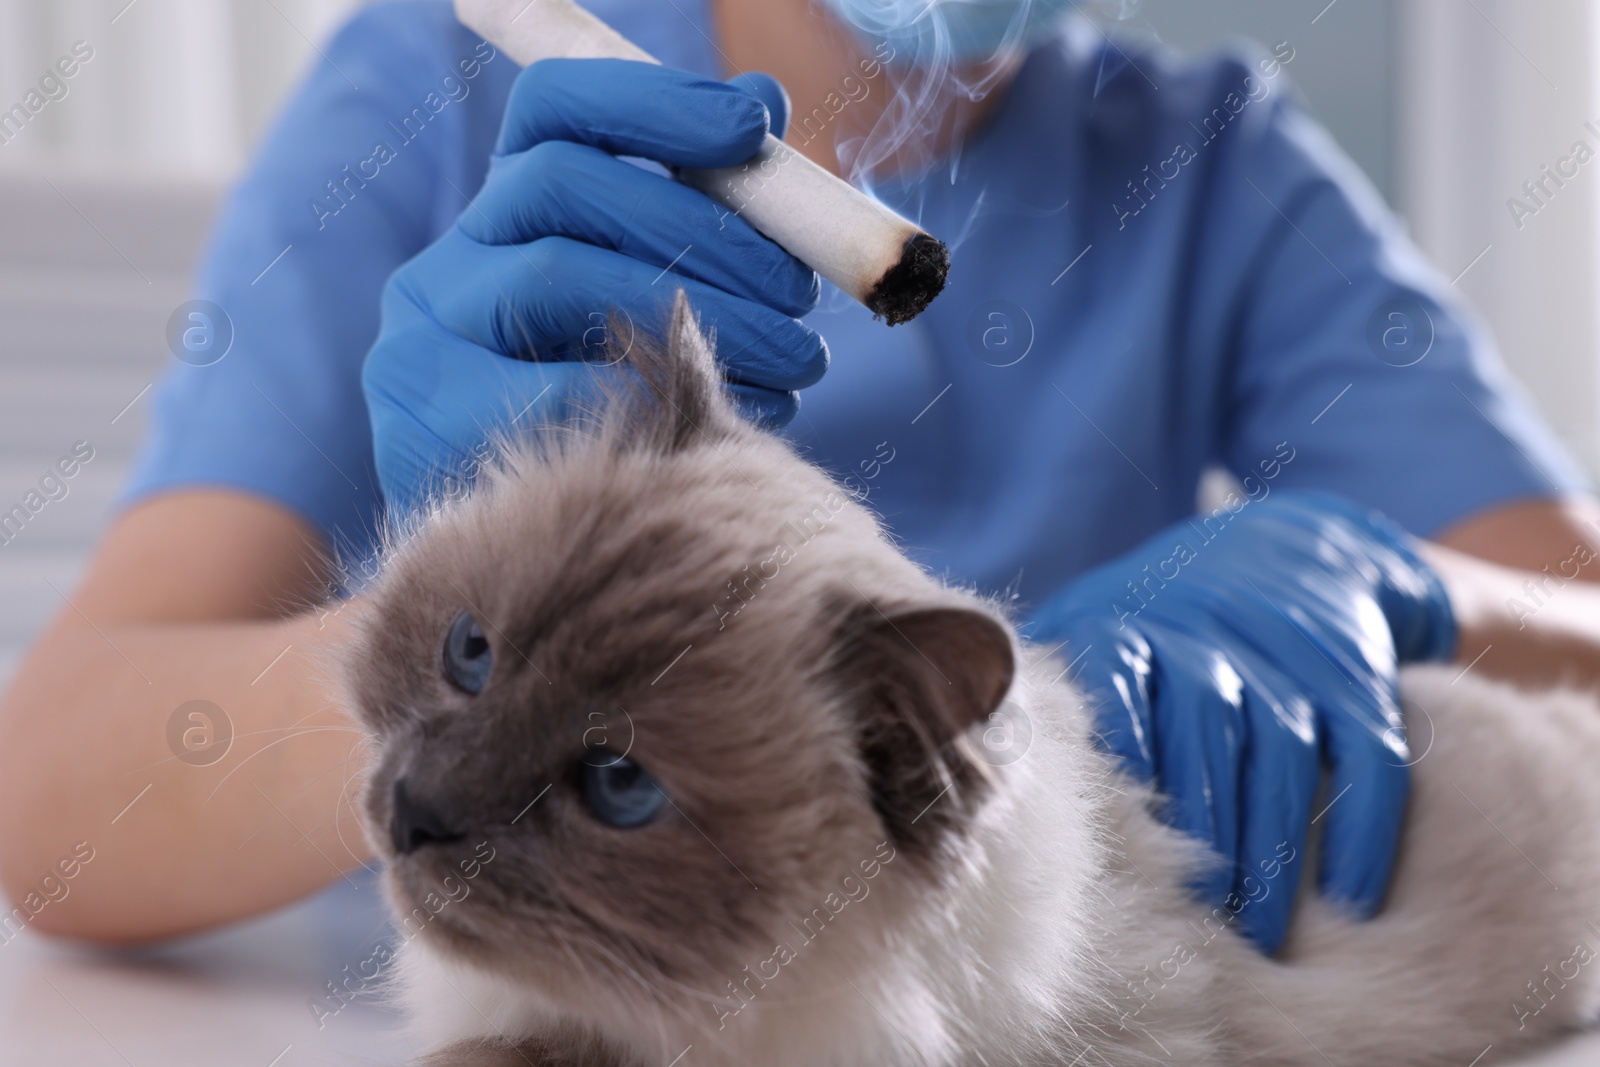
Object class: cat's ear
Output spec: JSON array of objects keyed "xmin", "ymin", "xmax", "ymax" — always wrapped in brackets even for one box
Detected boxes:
[
  {"xmin": 832, "ymin": 602, "xmax": 1016, "ymax": 855},
  {"xmin": 607, "ymin": 289, "xmax": 741, "ymax": 453}
]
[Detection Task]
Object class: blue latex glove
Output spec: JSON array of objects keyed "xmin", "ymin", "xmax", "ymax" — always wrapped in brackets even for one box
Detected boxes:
[
  {"xmin": 362, "ymin": 59, "xmax": 825, "ymax": 514},
  {"xmin": 1030, "ymin": 490, "xmax": 1457, "ymax": 954}
]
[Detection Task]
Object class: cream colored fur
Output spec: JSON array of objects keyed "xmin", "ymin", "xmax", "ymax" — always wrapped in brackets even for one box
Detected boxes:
[
  {"xmin": 352, "ymin": 298, "xmax": 1600, "ymax": 1065},
  {"xmin": 394, "ymin": 655, "xmax": 1600, "ymax": 1064}
]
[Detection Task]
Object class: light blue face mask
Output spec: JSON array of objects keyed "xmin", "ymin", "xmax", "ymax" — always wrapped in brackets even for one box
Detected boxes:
[{"xmin": 817, "ymin": 0, "xmax": 1075, "ymax": 62}]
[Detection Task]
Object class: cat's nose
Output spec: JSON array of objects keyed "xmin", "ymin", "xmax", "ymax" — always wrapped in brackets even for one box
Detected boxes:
[{"xmin": 391, "ymin": 777, "xmax": 465, "ymax": 855}]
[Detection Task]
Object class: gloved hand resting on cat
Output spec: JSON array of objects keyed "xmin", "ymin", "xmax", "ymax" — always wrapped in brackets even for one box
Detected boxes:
[
  {"xmin": 1030, "ymin": 490, "xmax": 1458, "ymax": 955},
  {"xmin": 362, "ymin": 59, "xmax": 825, "ymax": 515}
]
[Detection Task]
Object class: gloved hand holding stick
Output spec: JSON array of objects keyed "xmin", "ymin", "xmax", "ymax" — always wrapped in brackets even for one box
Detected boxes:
[{"xmin": 455, "ymin": 0, "xmax": 950, "ymax": 325}]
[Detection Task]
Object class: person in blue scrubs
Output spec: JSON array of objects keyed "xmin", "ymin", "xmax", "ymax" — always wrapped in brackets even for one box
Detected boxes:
[{"xmin": 5, "ymin": 0, "xmax": 1600, "ymax": 948}]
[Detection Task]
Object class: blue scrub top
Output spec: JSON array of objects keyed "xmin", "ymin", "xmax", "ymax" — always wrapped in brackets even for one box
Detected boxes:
[{"xmin": 118, "ymin": 0, "xmax": 1587, "ymax": 606}]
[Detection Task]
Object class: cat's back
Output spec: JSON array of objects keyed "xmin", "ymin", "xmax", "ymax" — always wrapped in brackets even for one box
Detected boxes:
[{"xmin": 1199, "ymin": 667, "xmax": 1600, "ymax": 1064}]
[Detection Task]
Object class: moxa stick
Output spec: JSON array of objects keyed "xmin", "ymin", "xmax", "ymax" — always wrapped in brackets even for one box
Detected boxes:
[{"xmin": 455, "ymin": 0, "xmax": 951, "ymax": 325}]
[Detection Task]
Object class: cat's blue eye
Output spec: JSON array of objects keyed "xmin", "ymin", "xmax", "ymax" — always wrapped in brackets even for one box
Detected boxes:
[
  {"xmin": 442, "ymin": 610, "xmax": 492, "ymax": 695},
  {"xmin": 580, "ymin": 756, "xmax": 667, "ymax": 829}
]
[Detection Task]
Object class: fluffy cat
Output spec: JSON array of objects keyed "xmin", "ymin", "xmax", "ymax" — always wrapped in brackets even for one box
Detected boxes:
[{"xmin": 337, "ymin": 293, "xmax": 1600, "ymax": 1066}]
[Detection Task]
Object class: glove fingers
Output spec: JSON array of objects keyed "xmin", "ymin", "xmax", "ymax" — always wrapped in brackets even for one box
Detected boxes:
[
  {"xmin": 1318, "ymin": 706, "xmax": 1410, "ymax": 916},
  {"xmin": 1220, "ymin": 586, "xmax": 1397, "ymax": 742},
  {"xmin": 459, "ymin": 142, "xmax": 818, "ymax": 317},
  {"xmin": 419, "ymin": 235, "xmax": 828, "ymax": 391},
  {"xmin": 364, "ymin": 327, "xmax": 591, "ymax": 513},
  {"xmin": 1229, "ymin": 672, "xmax": 1317, "ymax": 955},
  {"xmin": 1220, "ymin": 576, "xmax": 1412, "ymax": 922},
  {"xmin": 726, "ymin": 381, "xmax": 800, "ymax": 429},
  {"xmin": 1151, "ymin": 639, "xmax": 1246, "ymax": 911},
  {"xmin": 1231, "ymin": 491, "xmax": 1456, "ymax": 664},
  {"xmin": 1059, "ymin": 625, "xmax": 1158, "ymax": 782},
  {"xmin": 726, "ymin": 72, "xmax": 792, "ymax": 139},
  {"xmin": 497, "ymin": 59, "xmax": 770, "ymax": 166}
]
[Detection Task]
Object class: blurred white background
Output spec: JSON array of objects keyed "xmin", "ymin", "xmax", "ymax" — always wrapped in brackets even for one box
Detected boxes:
[
  {"xmin": 0, "ymin": 0, "xmax": 366, "ymax": 175},
  {"xmin": 0, "ymin": 0, "xmax": 369, "ymax": 686},
  {"xmin": 2, "ymin": 1, "xmax": 1600, "ymax": 1063}
]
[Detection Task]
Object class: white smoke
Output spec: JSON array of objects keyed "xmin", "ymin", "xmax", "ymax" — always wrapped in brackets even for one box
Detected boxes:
[{"xmin": 823, "ymin": 0, "xmax": 1147, "ymax": 194}]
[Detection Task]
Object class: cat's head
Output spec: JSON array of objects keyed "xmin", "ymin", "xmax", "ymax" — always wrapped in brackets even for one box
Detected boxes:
[{"xmin": 341, "ymin": 293, "xmax": 1017, "ymax": 1028}]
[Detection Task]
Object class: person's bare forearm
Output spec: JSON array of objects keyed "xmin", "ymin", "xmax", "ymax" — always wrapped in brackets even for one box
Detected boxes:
[
  {"xmin": 1418, "ymin": 541, "xmax": 1600, "ymax": 693},
  {"xmin": 0, "ymin": 599, "xmax": 372, "ymax": 943}
]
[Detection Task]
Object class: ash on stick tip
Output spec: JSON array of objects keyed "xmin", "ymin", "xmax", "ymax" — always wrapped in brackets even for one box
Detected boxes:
[{"xmin": 866, "ymin": 233, "xmax": 951, "ymax": 326}]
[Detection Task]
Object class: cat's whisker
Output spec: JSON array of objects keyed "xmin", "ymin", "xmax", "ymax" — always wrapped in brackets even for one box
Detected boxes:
[
  {"xmin": 332, "ymin": 289, "xmax": 1600, "ymax": 1066},
  {"xmin": 330, "ymin": 740, "xmax": 382, "ymax": 873},
  {"xmin": 127, "ymin": 724, "xmax": 366, "ymax": 774},
  {"xmin": 201, "ymin": 724, "xmax": 367, "ymax": 805}
]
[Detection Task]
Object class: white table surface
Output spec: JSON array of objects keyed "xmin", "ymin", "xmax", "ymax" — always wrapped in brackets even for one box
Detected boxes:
[
  {"xmin": 3, "ymin": 870, "xmax": 1600, "ymax": 1066},
  {"xmin": 0, "ymin": 871, "xmax": 422, "ymax": 1066}
]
